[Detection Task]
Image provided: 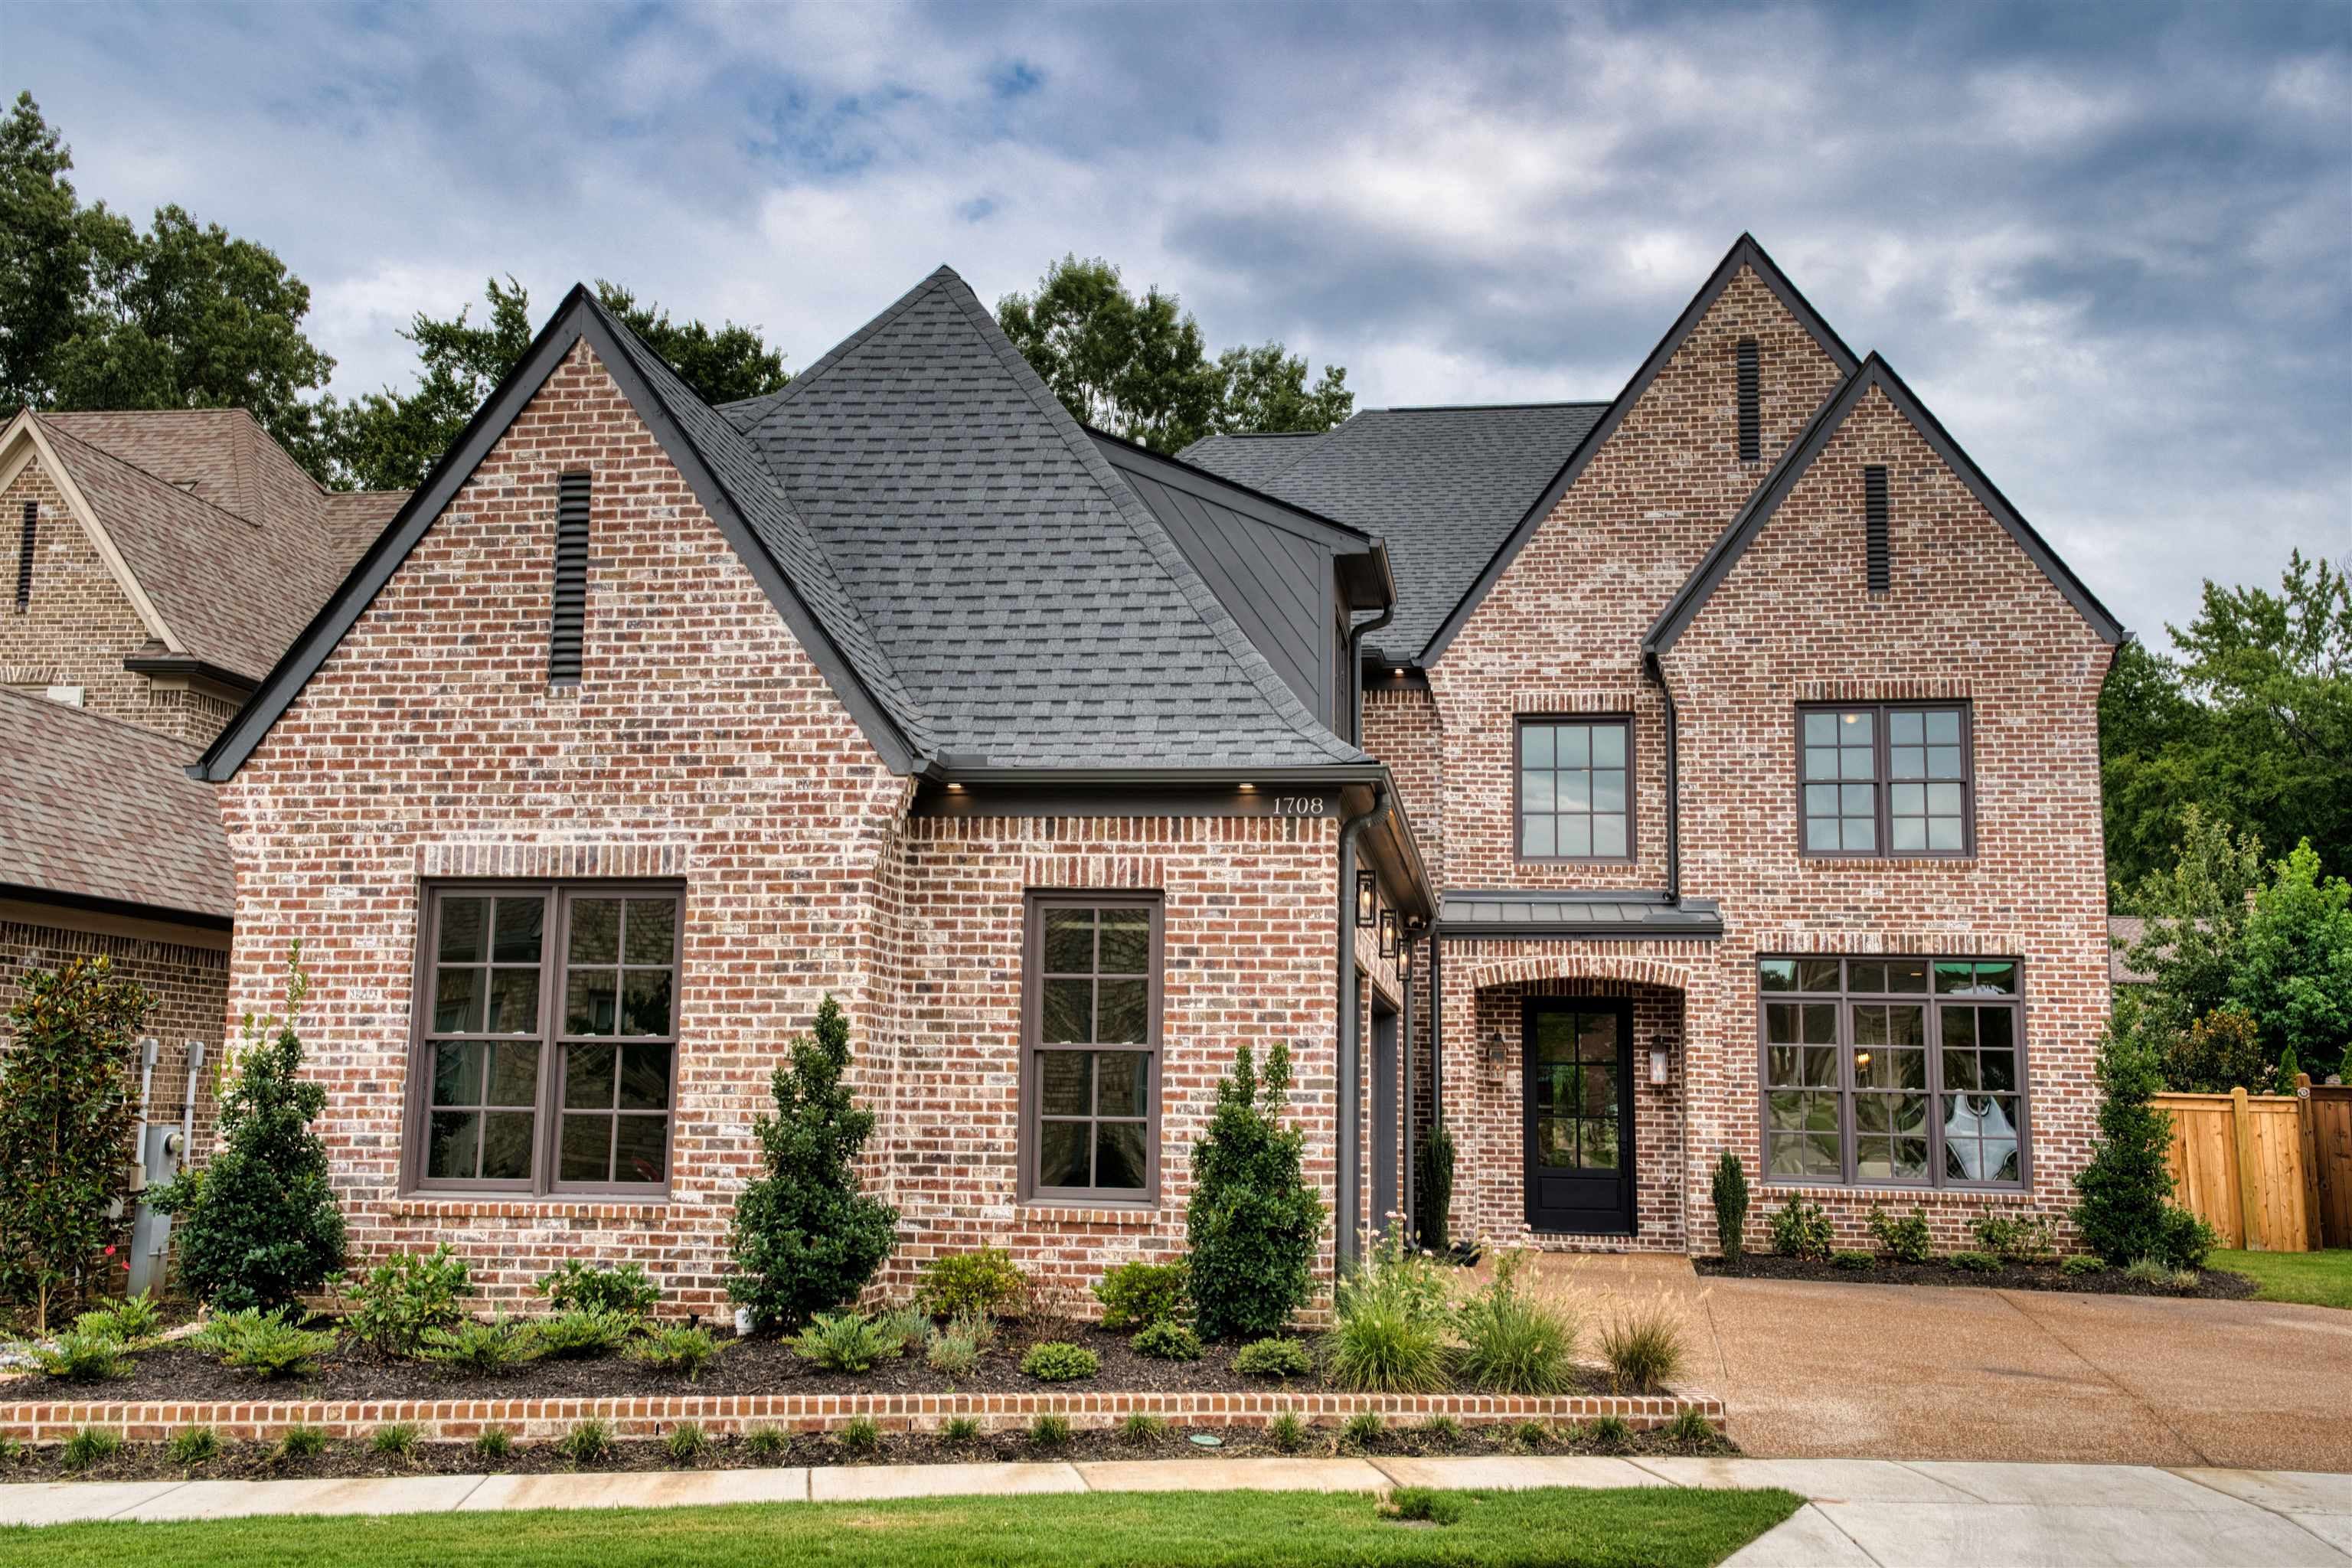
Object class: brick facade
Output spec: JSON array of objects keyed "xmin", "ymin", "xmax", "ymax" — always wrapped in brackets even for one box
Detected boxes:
[{"xmin": 0, "ymin": 459, "xmax": 162, "ymax": 734}]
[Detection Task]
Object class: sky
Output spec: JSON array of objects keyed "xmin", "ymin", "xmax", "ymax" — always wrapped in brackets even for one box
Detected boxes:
[{"xmin": 8, "ymin": 0, "xmax": 2349, "ymax": 648}]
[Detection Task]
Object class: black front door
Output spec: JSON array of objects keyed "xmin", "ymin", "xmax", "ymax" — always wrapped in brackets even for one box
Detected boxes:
[{"xmin": 1524, "ymin": 998, "xmax": 1635, "ymax": 1235}]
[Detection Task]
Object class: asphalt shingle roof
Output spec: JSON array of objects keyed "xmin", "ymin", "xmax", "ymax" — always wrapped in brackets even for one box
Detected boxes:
[
  {"xmin": 0, "ymin": 688, "xmax": 232, "ymax": 920},
  {"xmin": 1183, "ymin": 403, "xmax": 1609, "ymax": 661}
]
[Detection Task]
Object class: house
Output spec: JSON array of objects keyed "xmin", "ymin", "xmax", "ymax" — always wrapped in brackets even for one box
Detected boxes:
[
  {"xmin": 0, "ymin": 408, "xmax": 406, "ymax": 1175},
  {"xmin": 185, "ymin": 234, "xmax": 2120, "ymax": 1312}
]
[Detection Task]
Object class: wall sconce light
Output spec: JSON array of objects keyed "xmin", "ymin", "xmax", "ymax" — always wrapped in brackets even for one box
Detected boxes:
[
  {"xmin": 1485, "ymin": 1030, "xmax": 1508, "ymax": 1066},
  {"xmin": 1356, "ymin": 870, "xmax": 1377, "ymax": 927},
  {"xmin": 1396, "ymin": 932, "xmax": 1414, "ymax": 978},
  {"xmin": 1648, "ymin": 1033, "xmax": 1679, "ymax": 1086},
  {"xmin": 1379, "ymin": 910, "xmax": 1400, "ymax": 960}
]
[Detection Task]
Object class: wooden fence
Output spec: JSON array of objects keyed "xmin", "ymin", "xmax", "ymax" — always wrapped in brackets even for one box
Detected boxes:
[{"xmin": 2154, "ymin": 1077, "xmax": 2350, "ymax": 1252}]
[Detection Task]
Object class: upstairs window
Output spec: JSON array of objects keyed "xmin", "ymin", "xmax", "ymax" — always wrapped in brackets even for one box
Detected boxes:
[
  {"xmin": 15, "ymin": 501, "xmax": 34, "ymax": 610},
  {"xmin": 1517, "ymin": 717, "xmax": 1632, "ymax": 861},
  {"xmin": 1736, "ymin": 339, "xmax": 1760, "ymax": 462},
  {"xmin": 549, "ymin": 472, "xmax": 589, "ymax": 683},
  {"xmin": 1798, "ymin": 704, "xmax": 1972, "ymax": 857}
]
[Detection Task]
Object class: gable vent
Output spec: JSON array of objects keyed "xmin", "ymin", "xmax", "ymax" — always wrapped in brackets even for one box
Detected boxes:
[
  {"xmin": 549, "ymin": 472, "xmax": 590, "ymax": 683},
  {"xmin": 15, "ymin": 501, "xmax": 34, "ymax": 610},
  {"xmin": 1736, "ymin": 338, "xmax": 1760, "ymax": 462},
  {"xmin": 1864, "ymin": 465, "xmax": 1890, "ymax": 593}
]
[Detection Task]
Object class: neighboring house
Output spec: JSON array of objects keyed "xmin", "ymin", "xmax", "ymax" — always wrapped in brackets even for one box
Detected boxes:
[
  {"xmin": 2109, "ymin": 916, "xmax": 2156, "ymax": 987},
  {"xmin": 185, "ymin": 233, "xmax": 2120, "ymax": 1314},
  {"xmin": 0, "ymin": 408, "xmax": 405, "ymax": 1159}
]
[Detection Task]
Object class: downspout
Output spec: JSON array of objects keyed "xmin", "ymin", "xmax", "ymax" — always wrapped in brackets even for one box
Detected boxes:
[
  {"xmin": 1643, "ymin": 649, "xmax": 1681, "ymax": 906},
  {"xmin": 1345, "ymin": 604, "xmax": 1395, "ymax": 746},
  {"xmin": 1335, "ymin": 783, "xmax": 1386, "ymax": 1275},
  {"xmin": 1400, "ymin": 923, "xmax": 1417, "ymax": 1246}
]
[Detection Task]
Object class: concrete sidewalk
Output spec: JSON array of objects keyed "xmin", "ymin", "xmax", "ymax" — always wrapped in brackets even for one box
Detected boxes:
[{"xmin": 4, "ymin": 1455, "xmax": 2349, "ymax": 1564}]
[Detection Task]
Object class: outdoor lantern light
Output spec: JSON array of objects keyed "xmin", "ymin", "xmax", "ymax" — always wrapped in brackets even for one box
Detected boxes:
[
  {"xmin": 1379, "ymin": 910, "xmax": 1400, "ymax": 960},
  {"xmin": 1648, "ymin": 1032, "xmax": 1679, "ymax": 1086},
  {"xmin": 1397, "ymin": 933, "xmax": 1413, "ymax": 977},
  {"xmin": 1356, "ymin": 870, "xmax": 1377, "ymax": 926}
]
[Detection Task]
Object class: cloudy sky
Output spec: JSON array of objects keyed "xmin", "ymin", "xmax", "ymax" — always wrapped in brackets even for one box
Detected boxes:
[{"xmin": 11, "ymin": 1, "xmax": 2348, "ymax": 645}]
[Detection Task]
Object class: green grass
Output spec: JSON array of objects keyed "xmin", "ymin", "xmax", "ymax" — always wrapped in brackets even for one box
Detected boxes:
[
  {"xmin": 9, "ymin": 1485, "xmax": 1802, "ymax": 1567},
  {"xmin": 2210, "ymin": 1248, "xmax": 2352, "ymax": 1310}
]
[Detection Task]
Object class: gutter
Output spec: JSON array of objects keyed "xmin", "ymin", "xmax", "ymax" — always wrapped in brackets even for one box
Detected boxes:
[
  {"xmin": 1642, "ymin": 649, "xmax": 1682, "ymax": 906},
  {"xmin": 1345, "ymin": 603, "xmax": 1396, "ymax": 749},
  {"xmin": 1334, "ymin": 782, "xmax": 1387, "ymax": 1276}
]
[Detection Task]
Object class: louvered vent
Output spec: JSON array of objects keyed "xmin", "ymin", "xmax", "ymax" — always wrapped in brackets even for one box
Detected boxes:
[
  {"xmin": 15, "ymin": 501, "xmax": 35, "ymax": 610},
  {"xmin": 1864, "ymin": 465, "xmax": 1890, "ymax": 593},
  {"xmin": 549, "ymin": 472, "xmax": 590, "ymax": 682},
  {"xmin": 1736, "ymin": 338, "xmax": 1760, "ymax": 462}
]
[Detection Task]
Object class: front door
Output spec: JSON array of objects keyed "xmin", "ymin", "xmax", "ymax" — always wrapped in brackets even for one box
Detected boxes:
[
  {"xmin": 1524, "ymin": 998, "xmax": 1635, "ymax": 1234},
  {"xmin": 1370, "ymin": 998, "xmax": 1400, "ymax": 1243}
]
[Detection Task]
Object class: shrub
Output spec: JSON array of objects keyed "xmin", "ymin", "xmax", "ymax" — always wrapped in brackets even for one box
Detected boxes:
[
  {"xmin": 1950, "ymin": 1250, "xmax": 2001, "ymax": 1272},
  {"xmin": 1586, "ymin": 1414, "xmax": 1634, "ymax": 1452},
  {"xmin": 1833, "ymin": 1250, "xmax": 1874, "ymax": 1271},
  {"xmin": 1339, "ymin": 1410, "xmax": 1384, "ymax": 1450},
  {"xmin": 2161, "ymin": 1004, "xmax": 2271, "ymax": 1095},
  {"xmin": 24, "ymin": 1329, "xmax": 133, "ymax": 1382},
  {"xmin": 537, "ymin": 1308, "xmax": 636, "ymax": 1360},
  {"xmin": 345, "ymin": 1245, "xmax": 474, "ymax": 1355},
  {"xmin": 628, "ymin": 1325, "xmax": 724, "ymax": 1381},
  {"xmin": 1663, "ymin": 1407, "xmax": 1722, "ymax": 1450},
  {"xmin": 371, "ymin": 1422, "xmax": 421, "ymax": 1459},
  {"xmin": 1511, "ymin": 1419, "xmax": 1552, "ymax": 1451},
  {"xmin": 925, "ymin": 1319, "xmax": 981, "ymax": 1376},
  {"xmin": 743, "ymin": 1425, "xmax": 791, "ymax": 1460},
  {"xmin": 2230, "ymin": 841, "xmax": 2352, "ymax": 1071},
  {"xmin": 1131, "ymin": 1320, "xmax": 1203, "ymax": 1361},
  {"xmin": 60, "ymin": 1426, "xmax": 121, "ymax": 1471},
  {"xmin": 1233, "ymin": 1337, "xmax": 1313, "ymax": 1380},
  {"xmin": 0, "ymin": 956, "xmax": 151, "ymax": 1329},
  {"xmin": 557, "ymin": 1419, "xmax": 613, "ymax": 1465},
  {"xmin": 1414, "ymin": 1123, "xmax": 1455, "ymax": 1253},
  {"xmin": 195, "ymin": 1308, "xmax": 338, "ymax": 1378},
  {"xmin": 792, "ymin": 1311, "xmax": 902, "ymax": 1374},
  {"xmin": 1419, "ymin": 1415, "xmax": 1461, "ymax": 1445},
  {"xmin": 1266, "ymin": 1409, "xmax": 1307, "ymax": 1452},
  {"xmin": 1322, "ymin": 1230, "xmax": 1452, "ymax": 1394},
  {"xmin": 1021, "ymin": 1341, "xmax": 1100, "ymax": 1383},
  {"xmin": 1452, "ymin": 1246, "xmax": 1578, "ymax": 1396},
  {"xmin": 727, "ymin": 995, "xmax": 898, "ymax": 1331},
  {"xmin": 2158, "ymin": 1206, "xmax": 2219, "ymax": 1271},
  {"xmin": 276, "ymin": 1425, "xmax": 326, "ymax": 1459},
  {"xmin": 473, "ymin": 1426, "xmax": 514, "ymax": 1460},
  {"xmin": 914, "ymin": 1248, "xmax": 1028, "ymax": 1321},
  {"xmin": 1121, "ymin": 1411, "xmax": 1170, "ymax": 1444},
  {"xmin": 1767, "ymin": 1197, "xmax": 1833, "ymax": 1262},
  {"xmin": 1866, "ymin": 1204, "xmax": 1933, "ymax": 1265},
  {"xmin": 665, "ymin": 1422, "xmax": 710, "ymax": 1464},
  {"xmin": 1093, "ymin": 1259, "xmax": 1187, "ymax": 1329},
  {"xmin": 2075, "ymin": 1022, "xmax": 2207, "ymax": 1266},
  {"xmin": 74, "ymin": 1292, "xmax": 162, "ymax": 1346},
  {"xmin": 2061, "ymin": 1254, "xmax": 2105, "ymax": 1277},
  {"xmin": 1972, "ymin": 1211, "xmax": 2057, "ymax": 1263},
  {"xmin": 534, "ymin": 1260, "xmax": 659, "ymax": 1320},
  {"xmin": 1028, "ymin": 1413, "xmax": 1071, "ymax": 1448},
  {"xmin": 873, "ymin": 1305, "xmax": 930, "ymax": 1357},
  {"xmin": 1187, "ymin": 1041, "xmax": 1323, "ymax": 1341},
  {"xmin": 417, "ymin": 1314, "xmax": 544, "ymax": 1376},
  {"xmin": 939, "ymin": 1416, "xmax": 980, "ymax": 1444},
  {"xmin": 155, "ymin": 949, "xmax": 346, "ymax": 1313},
  {"xmin": 1382, "ymin": 1486, "xmax": 1462, "ymax": 1527},
  {"xmin": 166, "ymin": 1426, "xmax": 219, "ymax": 1466},
  {"xmin": 1710, "ymin": 1150, "xmax": 1749, "ymax": 1261},
  {"xmin": 1597, "ymin": 1294, "xmax": 1686, "ymax": 1393},
  {"xmin": 835, "ymin": 1415, "xmax": 883, "ymax": 1455}
]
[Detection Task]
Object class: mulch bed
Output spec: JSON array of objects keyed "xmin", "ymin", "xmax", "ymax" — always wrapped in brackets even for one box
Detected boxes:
[
  {"xmin": 1695, "ymin": 1253, "xmax": 2260, "ymax": 1299},
  {"xmin": 5, "ymin": 1314, "xmax": 1616, "ymax": 1406},
  {"xmin": 2, "ymin": 1417, "xmax": 1733, "ymax": 1485}
]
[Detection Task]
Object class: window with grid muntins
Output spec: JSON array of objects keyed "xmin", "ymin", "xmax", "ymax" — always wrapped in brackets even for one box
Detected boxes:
[
  {"xmin": 1760, "ymin": 957, "xmax": 2024, "ymax": 1188},
  {"xmin": 1798, "ymin": 703, "xmax": 1971, "ymax": 857},
  {"xmin": 1517, "ymin": 717, "xmax": 1632, "ymax": 861},
  {"xmin": 413, "ymin": 884, "xmax": 680, "ymax": 1194},
  {"xmin": 1736, "ymin": 338, "xmax": 1760, "ymax": 462},
  {"xmin": 15, "ymin": 501, "xmax": 34, "ymax": 610},
  {"xmin": 1025, "ymin": 895, "xmax": 1161, "ymax": 1202},
  {"xmin": 1864, "ymin": 465, "xmax": 1890, "ymax": 593},
  {"xmin": 549, "ymin": 472, "xmax": 589, "ymax": 683}
]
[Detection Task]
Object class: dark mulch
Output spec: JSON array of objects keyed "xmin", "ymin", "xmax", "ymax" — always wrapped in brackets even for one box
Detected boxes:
[
  {"xmin": 1696, "ymin": 1253, "xmax": 2260, "ymax": 1299},
  {"xmin": 5, "ymin": 1416, "xmax": 1734, "ymax": 1486},
  {"xmin": 5, "ymin": 1315, "xmax": 1613, "ymax": 1406}
]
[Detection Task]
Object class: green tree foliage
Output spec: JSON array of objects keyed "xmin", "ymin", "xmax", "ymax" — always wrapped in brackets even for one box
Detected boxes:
[
  {"xmin": 0, "ymin": 93, "xmax": 339, "ymax": 479},
  {"xmin": 727, "ymin": 995, "xmax": 897, "ymax": 1331},
  {"xmin": 156, "ymin": 946, "xmax": 347, "ymax": 1311},
  {"xmin": 2118, "ymin": 806, "xmax": 2265, "ymax": 1047},
  {"xmin": 0, "ymin": 956, "xmax": 152, "ymax": 1330},
  {"xmin": 997, "ymin": 255, "xmax": 1352, "ymax": 453},
  {"xmin": 2103, "ymin": 552, "xmax": 2352, "ymax": 889},
  {"xmin": 2230, "ymin": 841, "xmax": 2352, "ymax": 1068},
  {"xmin": 2072, "ymin": 1021, "xmax": 2213, "ymax": 1269},
  {"xmin": 1185, "ymin": 1040, "xmax": 1324, "ymax": 1341},
  {"xmin": 329, "ymin": 276, "xmax": 791, "ymax": 491}
]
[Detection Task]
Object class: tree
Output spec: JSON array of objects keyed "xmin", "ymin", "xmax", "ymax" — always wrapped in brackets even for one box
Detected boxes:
[
  {"xmin": 1185, "ymin": 1040, "xmax": 1324, "ymax": 1341},
  {"xmin": 727, "ymin": 995, "xmax": 897, "ymax": 1331},
  {"xmin": 155, "ymin": 947, "xmax": 346, "ymax": 1311},
  {"xmin": 997, "ymin": 255, "xmax": 1353, "ymax": 453},
  {"xmin": 2117, "ymin": 805, "xmax": 2265, "ymax": 1047},
  {"xmin": 0, "ymin": 956, "xmax": 152, "ymax": 1330},
  {"xmin": 2072, "ymin": 1014, "xmax": 2215, "ymax": 1269},
  {"xmin": 0, "ymin": 92, "xmax": 94, "ymax": 412},
  {"xmin": 2229, "ymin": 840, "xmax": 2352, "ymax": 1070},
  {"xmin": 329, "ymin": 276, "xmax": 790, "ymax": 492}
]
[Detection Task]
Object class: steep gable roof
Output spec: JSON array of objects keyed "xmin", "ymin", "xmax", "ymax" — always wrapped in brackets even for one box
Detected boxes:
[{"xmin": 1645, "ymin": 354, "xmax": 2125, "ymax": 654}]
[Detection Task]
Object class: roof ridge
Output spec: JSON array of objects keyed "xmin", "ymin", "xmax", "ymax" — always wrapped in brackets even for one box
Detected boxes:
[
  {"xmin": 1374, "ymin": 400, "xmax": 1613, "ymax": 413},
  {"xmin": 0, "ymin": 683, "xmax": 202, "ymax": 754},
  {"xmin": 1083, "ymin": 423, "xmax": 1380, "ymax": 545},
  {"xmin": 38, "ymin": 416, "xmax": 266, "ymax": 532},
  {"xmin": 724, "ymin": 266, "xmax": 958, "ymax": 428}
]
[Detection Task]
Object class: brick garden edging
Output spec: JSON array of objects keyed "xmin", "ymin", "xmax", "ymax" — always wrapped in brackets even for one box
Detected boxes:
[{"xmin": 0, "ymin": 1388, "xmax": 1723, "ymax": 1445}]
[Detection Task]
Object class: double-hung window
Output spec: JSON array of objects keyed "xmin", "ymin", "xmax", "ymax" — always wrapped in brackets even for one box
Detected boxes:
[
  {"xmin": 1022, "ymin": 893, "xmax": 1161, "ymax": 1204},
  {"xmin": 1517, "ymin": 717, "xmax": 1632, "ymax": 861},
  {"xmin": 1798, "ymin": 703, "xmax": 1971, "ymax": 856},
  {"xmin": 1759, "ymin": 956, "xmax": 2025, "ymax": 1188},
  {"xmin": 411, "ymin": 884, "xmax": 681, "ymax": 1196}
]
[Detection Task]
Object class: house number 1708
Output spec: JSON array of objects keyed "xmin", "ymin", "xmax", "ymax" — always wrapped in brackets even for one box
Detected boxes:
[{"xmin": 1272, "ymin": 795, "xmax": 1327, "ymax": 816}]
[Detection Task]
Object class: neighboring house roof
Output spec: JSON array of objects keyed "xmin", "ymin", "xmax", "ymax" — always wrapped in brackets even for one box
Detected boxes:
[
  {"xmin": 1183, "ymin": 401, "xmax": 1608, "ymax": 661},
  {"xmin": 0, "ymin": 687, "xmax": 233, "ymax": 923},
  {"xmin": 2109, "ymin": 915, "xmax": 2155, "ymax": 985},
  {"xmin": 1643, "ymin": 354, "xmax": 2126, "ymax": 654},
  {"xmin": 1436, "ymin": 888, "xmax": 1723, "ymax": 940}
]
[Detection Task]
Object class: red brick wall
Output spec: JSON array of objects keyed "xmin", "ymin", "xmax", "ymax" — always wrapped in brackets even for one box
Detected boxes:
[{"xmin": 0, "ymin": 459, "xmax": 166, "ymax": 735}]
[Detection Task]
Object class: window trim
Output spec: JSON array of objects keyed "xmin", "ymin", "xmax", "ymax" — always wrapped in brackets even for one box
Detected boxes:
[
  {"xmin": 1753, "ymin": 954, "xmax": 2030, "ymax": 1193},
  {"xmin": 403, "ymin": 879, "xmax": 685, "ymax": 1200},
  {"xmin": 1793, "ymin": 701, "xmax": 1975, "ymax": 860},
  {"xmin": 1018, "ymin": 890, "xmax": 1165, "ymax": 1208},
  {"xmin": 1513, "ymin": 714, "xmax": 1637, "ymax": 865}
]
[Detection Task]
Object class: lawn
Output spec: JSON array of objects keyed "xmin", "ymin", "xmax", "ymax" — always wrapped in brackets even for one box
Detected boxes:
[
  {"xmin": 11, "ymin": 1485, "xmax": 1802, "ymax": 1568},
  {"xmin": 2210, "ymin": 1248, "xmax": 2352, "ymax": 1310}
]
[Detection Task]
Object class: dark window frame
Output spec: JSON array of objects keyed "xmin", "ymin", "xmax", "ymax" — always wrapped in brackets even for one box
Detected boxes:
[
  {"xmin": 1018, "ymin": 890, "xmax": 1165, "ymax": 1207},
  {"xmin": 1754, "ymin": 955, "xmax": 2030, "ymax": 1193},
  {"xmin": 1795, "ymin": 701, "xmax": 1975, "ymax": 860},
  {"xmin": 1514, "ymin": 714, "xmax": 1637, "ymax": 865},
  {"xmin": 403, "ymin": 879, "xmax": 684, "ymax": 1200}
]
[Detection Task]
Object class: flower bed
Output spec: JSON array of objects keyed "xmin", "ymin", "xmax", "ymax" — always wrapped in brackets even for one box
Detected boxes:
[{"xmin": 1696, "ymin": 1253, "xmax": 2259, "ymax": 1298}]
